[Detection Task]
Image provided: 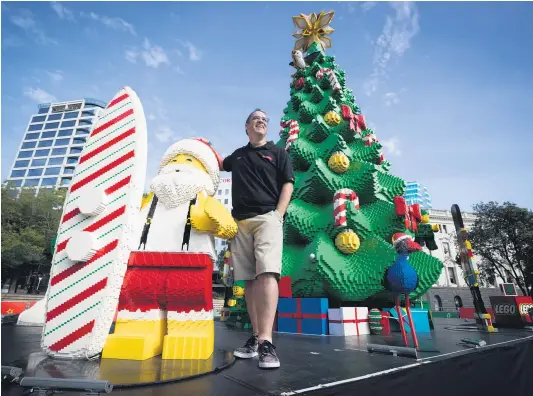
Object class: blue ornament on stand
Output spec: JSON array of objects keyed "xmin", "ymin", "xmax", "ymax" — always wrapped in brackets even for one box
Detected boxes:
[
  {"xmin": 383, "ymin": 232, "xmax": 423, "ymax": 350},
  {"xmin": 385, "ymin": 254, "xmax": 419, "ymax": 294}
]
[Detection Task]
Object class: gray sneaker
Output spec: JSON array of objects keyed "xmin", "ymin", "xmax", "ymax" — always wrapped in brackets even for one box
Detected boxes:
[
  {"xmin": 233, "ymin": 334, "xmax": 259, "ymax": 359},
  {"xmin": 258, "ymin": 340, "xmax": 280, "ymax": 369}
]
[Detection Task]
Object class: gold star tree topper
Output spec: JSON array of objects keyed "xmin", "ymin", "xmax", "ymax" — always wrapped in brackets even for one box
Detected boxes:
[{"xmin": 292, "ymin": 11, "xmax": 335, "ymax": 52}]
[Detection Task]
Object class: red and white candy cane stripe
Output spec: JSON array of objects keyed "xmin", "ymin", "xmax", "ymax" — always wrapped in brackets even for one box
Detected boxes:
[
  {"xmin": 280, "ymin": 120, "xmax": 300, "ymax": 150},
  {"xmin": 363, "ymin": 133, "xmax": 377, "ymax": 146},
  {"xmin": 333, "ymin": 189, "xmax": 360, "ymax": 227},
  {"xmin": 316, "ymin": 68, "xmax": 341, "ymax": 92}
]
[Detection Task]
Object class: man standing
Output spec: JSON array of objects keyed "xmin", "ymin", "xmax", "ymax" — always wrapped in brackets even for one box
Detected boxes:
[{"xmin": 220, "ymin": 109, "xmax": 294, "ymax": 369}]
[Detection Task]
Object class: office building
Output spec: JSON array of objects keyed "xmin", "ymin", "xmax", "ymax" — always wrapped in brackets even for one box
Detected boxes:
[
  {"xmin": 6, "ymin": 98, "xmax": 107, "ymax": 193},
  {"xmin": 404, "ymin": 180, "xmax": 432, "ymax": 210},
  {"xmin": 214, "ymin": 177, "xmax": 233, "ymax": 253}
]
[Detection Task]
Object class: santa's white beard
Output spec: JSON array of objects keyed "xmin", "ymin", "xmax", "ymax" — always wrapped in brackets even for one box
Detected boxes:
[{"xmin": 150, "ymin": 163, "xmax": 215, "ymax": 208}]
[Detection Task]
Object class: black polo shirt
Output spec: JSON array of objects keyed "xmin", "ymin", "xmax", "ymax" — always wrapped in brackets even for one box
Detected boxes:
[{"xmin": 222, "ymin": 141, "xmax": 294, "ymax": 220}]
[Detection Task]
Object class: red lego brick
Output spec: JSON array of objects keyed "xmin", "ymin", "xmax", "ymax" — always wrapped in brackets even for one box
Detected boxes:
[{"xmin": 279, "ymin": 276, "xmax": 293, "ymax": 298}]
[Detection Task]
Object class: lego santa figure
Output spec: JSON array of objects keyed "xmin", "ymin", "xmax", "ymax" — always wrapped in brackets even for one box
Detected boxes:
[{"xmin": 102, "ymin": 137, "xmax": 237, "ymax": 361}]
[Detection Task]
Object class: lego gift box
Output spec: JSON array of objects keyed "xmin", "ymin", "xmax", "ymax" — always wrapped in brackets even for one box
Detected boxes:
[
  {"xmin": 386, "ymin": 307, "xmax": 431, "ymax": 333},
  {"xmin": 328, "ymin": 307, "xmax": 370, "ymax": 336},
  {"xmin": 277, "ymin": 298, "xmax": 328, "ymax": 335}
]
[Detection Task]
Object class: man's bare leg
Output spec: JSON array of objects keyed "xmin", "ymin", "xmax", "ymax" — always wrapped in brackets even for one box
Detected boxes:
[{"xmin": 254, "ymin": 273, "xmax": 279, "ymax": 343}]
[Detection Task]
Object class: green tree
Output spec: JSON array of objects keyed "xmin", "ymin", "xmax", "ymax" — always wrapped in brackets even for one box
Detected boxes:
[
  {"xmin": 277, "ymin": 14, "xmax": 442, "ymax": 302},
  {"xmin": 215, "ymin": 248, "xmax": 227, "ymax": 274},
  {"xmin": 468, "ymin": 201, "xmax": 533, "ymax": 296},
  {"xmin": 1, "ymin": 185, "xmax": 66, "ymax": 290}
]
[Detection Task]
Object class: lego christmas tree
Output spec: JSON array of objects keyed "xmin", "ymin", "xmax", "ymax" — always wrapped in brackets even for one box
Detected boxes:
[{"xmin": 277, "ymin": 11, "xmax": 442, "ymax": 302}]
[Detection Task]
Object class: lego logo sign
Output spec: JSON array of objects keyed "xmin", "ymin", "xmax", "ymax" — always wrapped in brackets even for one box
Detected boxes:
[
  {"xmin": 494, "ymin": 304, "xmax": 517, "ymax": 315},
  {"xmin": 519, "ymin": 303, "xmax": 533, "ymax": 315},
  {"xmin": 490, "ymin": 295, "xmax": 533, "ymax": 327}
]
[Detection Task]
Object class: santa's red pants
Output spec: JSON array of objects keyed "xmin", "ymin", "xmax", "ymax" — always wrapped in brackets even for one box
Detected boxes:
[{"xmin": 117, "ymin": 252, "xmax": 213, "ymax": 314}]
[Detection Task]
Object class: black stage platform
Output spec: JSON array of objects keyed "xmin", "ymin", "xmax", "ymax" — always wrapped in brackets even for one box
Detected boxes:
[{"xmin": 2, "ymin": 319, "xmax": 533, "ymax": 396}]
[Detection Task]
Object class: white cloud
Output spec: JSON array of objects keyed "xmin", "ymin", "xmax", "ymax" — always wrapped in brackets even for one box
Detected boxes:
[
  {"xmin": 141, "ymin": 39, "xmax": 170, "ymax": 68},
  {"xmin": 124, "ymin": 49, "xmax": 139, "ymax": 63},
  {"xmin": 50, "ymin": 2, "xmax": 75, "ymax": 21},
  {"xmin": 46, "ymin": 70, "xmax": 64, "ymax": 82},
  {"xmin": 361, "ymin": 2, "xmax": 377, "ymax": 12},
  {"xmin": 83, "ymin": 12, "xmax": 136, "ymax": 36},
  {"xmin": 10, "ymin": 10, "xmax": 58, "ymax": 45},
  {"xmin": 125, "ymin": 39, "xmax": 170, "ymax": 69},
  {"xmin": 24, "ymin": 88, "xmax": 57, "ymax": 103},
  {"xmin": 383, "ymin": 92, "xmax": 399, "ymax": 106},
  {"xmin": 174, "ymin": 65, "xmax": 185, "ymax": 75},
  {"xmin": 381, "ymin": 137, "xmax": 402, "ymax": 156},
  {"xmin": 180, "ymin": 40, "xmax": 202, "ymax": 61},
  {"xmin": 363, "ymin": 2, "xmax": 419, "ymax": 96},
  {"xmin": 155, "ymin": 126, "xmax": 177, "ymax": 143}
]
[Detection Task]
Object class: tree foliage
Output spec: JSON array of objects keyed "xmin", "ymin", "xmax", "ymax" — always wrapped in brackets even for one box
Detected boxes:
[
  {"xmin": 469, "ymin": 201, "xmax": 533, "ymax": 296},
  {"xmin": 215, "ymin": 248, "xmax": 227, "ymax": 273},
  {"xmin": 1, "ymin": 186, "xmax": 66, "ymax": 278}
]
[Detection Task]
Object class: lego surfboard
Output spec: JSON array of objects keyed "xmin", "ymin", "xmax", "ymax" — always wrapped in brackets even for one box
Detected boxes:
[{"xmin": 41, "ymin": 87, "xmax": 147, "ymax": 358}]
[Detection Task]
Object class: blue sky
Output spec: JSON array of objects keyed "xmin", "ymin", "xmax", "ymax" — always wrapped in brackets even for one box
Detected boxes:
[{"xmin": 2, "ymin": 1, "xmax": 533, "ymax": 211}]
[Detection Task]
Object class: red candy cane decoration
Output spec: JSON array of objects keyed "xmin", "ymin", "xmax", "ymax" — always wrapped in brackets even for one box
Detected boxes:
[
  {"xmin": 333, "ymin": 189, "xmax": 360, "ymax": 227},
  {"xmin": 316, "ymin": 68, "xmax": 341, "ymax": 92},
  {"xmin": 280, "ymin": 120, "xmax": 300, "ymax": 151}
]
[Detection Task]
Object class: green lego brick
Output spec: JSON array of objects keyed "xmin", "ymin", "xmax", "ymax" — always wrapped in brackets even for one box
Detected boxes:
[
  {"xmin": 291, "ymin": 134, "xmax": 347, "ymax": 171},
  {"xmin": 284, "ymin": 199, "xmax": 333, "ymax": 244},
  {"xmin": 408, "ymin": 251, "xmax": 444, "ymax": 298}
]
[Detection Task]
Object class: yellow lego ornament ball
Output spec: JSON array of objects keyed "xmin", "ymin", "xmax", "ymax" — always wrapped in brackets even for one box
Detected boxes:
[
  {"xmin": 328, "ymin": 151, "xmax": 350, "ymax": 173},
  {"xmin": 335, "ymin": 229, "xmax": 361, "ymax": 254},
  {"xmin": 324, "ymin": 111, "xmax": 341, "ymax": 126}
]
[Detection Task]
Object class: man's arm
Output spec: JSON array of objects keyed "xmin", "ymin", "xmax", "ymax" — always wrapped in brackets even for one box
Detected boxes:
[
  {"xmin": 276, "ymin": 183, "xmax": 294, "ymax": 216},
  {"xmin": 220, "ymin": 152, "xmax": 233, "ymax": 172},
  {"xmin": 276, "ymin": 149, "xmax": 295, "ymax": 216}
]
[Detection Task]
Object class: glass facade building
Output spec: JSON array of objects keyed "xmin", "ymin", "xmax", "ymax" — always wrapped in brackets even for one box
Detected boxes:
[
  {"xmin": 6, "ymin": 98, "xmax": 107, "ymax": 193},
  {"xmin": 404, "ymin": 180, "xmax": 433, "ymax": 210}
]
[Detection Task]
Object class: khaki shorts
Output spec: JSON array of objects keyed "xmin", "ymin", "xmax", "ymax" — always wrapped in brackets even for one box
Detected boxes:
[{"xmin": 230, "ymin": 210, "xmax": 284, "ymax": 281}]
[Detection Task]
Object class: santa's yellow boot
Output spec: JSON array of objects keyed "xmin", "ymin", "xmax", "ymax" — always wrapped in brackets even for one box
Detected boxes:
[
  {"xmin": 102, "ymin": 309, "xmax": 167, "ymax": 360},
  {"xmin": 162, "ymin": 313, "xmax": 215, "ymax": 360}
]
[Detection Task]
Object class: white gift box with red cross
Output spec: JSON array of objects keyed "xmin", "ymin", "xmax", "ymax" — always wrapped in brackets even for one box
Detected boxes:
[{"xmin": 328, "ymin": 307, "xmax": 370, "ymax": 336}]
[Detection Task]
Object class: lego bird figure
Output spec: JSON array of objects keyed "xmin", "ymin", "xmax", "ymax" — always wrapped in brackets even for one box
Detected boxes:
[
  {"xmin": 291, "ymin": 49, "xmax": 307, "ymax": 70},
  {"xmin": 384, "ymin": 233, "xmax": 422, "ymax": 294},
  {"xmin": 383, "ymin": 232, "xmax": 423, "ymax": 349},
  {"xmin": 103, "ymin": 137, "xmax": 237, "ymax": 362},
  {"xmin": 289, "ymin": 49, "xmax": 321, "ymax": 78}
]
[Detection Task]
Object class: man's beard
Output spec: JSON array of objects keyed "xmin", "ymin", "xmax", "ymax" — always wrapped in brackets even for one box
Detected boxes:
[{"xmin": 150, "ymin": 163, "xmax": 215, "ymax": 208}]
